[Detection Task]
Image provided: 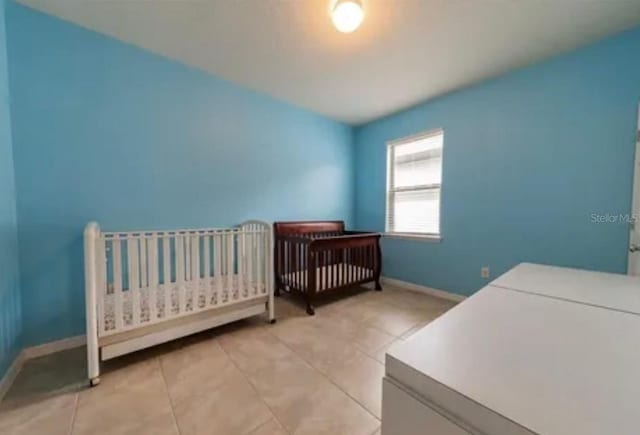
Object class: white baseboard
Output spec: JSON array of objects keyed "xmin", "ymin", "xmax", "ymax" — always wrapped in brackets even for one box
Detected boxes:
[
  {"xmin": 381, "ymin": 276, "xmax": 467, "ymax": 303},
  {"xmin": 22, "ymin": 335, "xmax": 86, "ymax": 360},
  {"xmin": 0, "ymin": 351, "xmax": 25, "ymax": 402}
]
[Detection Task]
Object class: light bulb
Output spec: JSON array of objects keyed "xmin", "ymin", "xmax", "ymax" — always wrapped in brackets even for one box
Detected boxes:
[{"xmin": 332, "ymin": 0, "xmax": 364, "ymax": 33}]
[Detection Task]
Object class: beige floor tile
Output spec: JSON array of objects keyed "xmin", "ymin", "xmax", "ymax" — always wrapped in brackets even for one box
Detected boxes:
[
  {"xmin": 80, "ymin": 356, "xmax": 160, "ymax": 403},
  {"xmin": 219, "ymin": 327, "xmax": 294, "ymax": 377},
  {"xmin": 325, "ymin": 352, "xmax": 385, "ymax": 418},
  {"xmin": 364, "ymin": 304, "xmax": 425, "ymax": 337},
  {"xmin": 310, "ymin": 312, "xmax": 396, "ymax": 354},
  {"xmin": 326, "ymin": 299, "xmax": 389, "ymax": 324},
  {"xmin": 0, "ymin": 392, "xmax": 77, "ymax": 435},
  {"xmin": 248, "ymin": 417, "xmax": 288, "ymax": 435},
  {"xmin": 172, "ymin": 369, "xmax": 272, "ymax": 435},
  {"xmin": 245, "ymin": 354, "xmax": 327, "ymax": 418},
  {"xmin": 160, "ymin": 338, "xmax": 236, "ymax": 406},
  {"xmin": 74, "ymin": 359, "xmax": 177, "ymax": 435},
  {"xmin": 277, "ymin": 382, "xmax": 379, "ymax": 435},
  {"xmin": 270, "ymin": 322, "xmax": 361, "ymax": 375}
]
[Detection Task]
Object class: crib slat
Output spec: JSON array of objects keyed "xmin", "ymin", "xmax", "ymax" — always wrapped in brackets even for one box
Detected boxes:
[
  {"xmin": 191, "ymin": 234, "xmax": 200, "ymax": 310},
  {"xmin": 215, "ymin": 232, "xmax": 222, "ymax": 303},
  {"xmin": 176, "ymin": 235, "xmax": 186, "ymax": 314},
  {"xmin": 163, "ymin": 236, "xmax": 171, "ymax": 319},
  {"xmin": 127, "ymin": 237, "xmax": 140, "ymax": 326},
  {"xmin": 148, "ymin": 237, "xmax": 158, "ymax": 322},
  {"xmin": 184, "ymin": 236, "xmax": 191, "ymax": 282},
  {"xmin": 296, "ymin": 242, "xmax": 300, "ymax": 291},
  {"xmin": 113, "ymin": 238, "xmax": 123, "ymax": 331},
  {"xmin": 368, "ymin": 245, "xmax": 374, "ymax": 280},
  {"xmin": 322, "ymin": 250, "xmax": 327, "ymax": 291},
  {"xmin": 245, "ymin": 231, "xmax": 252, "ymax": 296},
  {"xmin": 140, "ymin": 237, "xmax": 147, "ymax": 289},
  {"xmin": 360, "ymin": 246, "xmax": 364, "ymax": 281},
  {"xmin": 256, "ymin": 231, "xmax": 262, "ymax": 296},
  {"xmin": 203, "ymin": 235, "xmax": 211, "ymax": 307},
  {"xmin": 332, "ymin": 249, "xmax": 337, "ymax": 289},
  {"xmin": 227, "ymin": 232, "xmax": 234, "ymax": 301}
]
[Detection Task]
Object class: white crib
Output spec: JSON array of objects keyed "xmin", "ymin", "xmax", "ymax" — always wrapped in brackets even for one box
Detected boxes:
[{"xmin": 84, "ymin": 220, "xmax": 274, "ymax": 386}]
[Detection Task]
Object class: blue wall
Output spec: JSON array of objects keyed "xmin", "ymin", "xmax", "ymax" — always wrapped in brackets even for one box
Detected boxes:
[
  {"xmin": 355, "ymin": 27, "xmax": 640, "ymax": 296},
  {"xmin": 0, "ymin": 0, "xmax": 21, "ymax": 377},
  {"xmin": 7, "ymin": 3, "xmax": 354, "ymax": 346}
]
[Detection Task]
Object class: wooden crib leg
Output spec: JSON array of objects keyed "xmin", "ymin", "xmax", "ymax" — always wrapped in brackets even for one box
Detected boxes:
[
  {"xmin": 306, "ymin": 302, "xmax": 315, "ymax": 316},
  {"xmin": 304, "ymin": 292, "xmax": 316, "ymax": 316},
  {"xmin": 374, "ymin": 243, "xmax": 382, "ymax": 291}
]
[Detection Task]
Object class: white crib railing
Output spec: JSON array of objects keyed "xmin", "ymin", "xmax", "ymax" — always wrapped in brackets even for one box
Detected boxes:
[{"xmin": 84, "ymin": 220, "xmax": 274, "ymax": 386}]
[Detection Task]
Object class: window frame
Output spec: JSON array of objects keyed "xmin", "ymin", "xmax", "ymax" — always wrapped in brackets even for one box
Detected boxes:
[{"xmin": 385, "ymin": 128, "xmax": 444, "ymax": 242}]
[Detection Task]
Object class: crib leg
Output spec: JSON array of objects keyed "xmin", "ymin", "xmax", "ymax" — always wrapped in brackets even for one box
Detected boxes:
[
  {"xmin": 306, "ymin": 304, "xmax": 315, "ymax": 316},
  {"xmin": 305, "ymin": 294, "xmax": 315, "ymax": 316},
  {"xmin": 87, "ymin": 340, "xmax": 100, "ymax": 387},
  {"xmin": 375, "ymin": 280, "xmax": 382, "ymax": 291}
]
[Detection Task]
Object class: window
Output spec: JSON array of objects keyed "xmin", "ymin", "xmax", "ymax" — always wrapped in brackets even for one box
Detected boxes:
[{"xmin": 386, "ymin": 129, "xmax": 443, "ymax": 238}]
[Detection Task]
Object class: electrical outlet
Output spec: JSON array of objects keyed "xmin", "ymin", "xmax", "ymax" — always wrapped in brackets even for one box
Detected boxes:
[{"xmin": 481, "ymin": 267, "xmax": 490, "ymax": 279}]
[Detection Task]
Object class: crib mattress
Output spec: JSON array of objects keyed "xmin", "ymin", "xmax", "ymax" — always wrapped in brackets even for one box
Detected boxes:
[
  {"xmin": 283, "ymin": 262, "xmax": 372, "ymax": 289},
  {"xmin": 102, "ymin": 275, "xmax": 265, "ymax": 333}
]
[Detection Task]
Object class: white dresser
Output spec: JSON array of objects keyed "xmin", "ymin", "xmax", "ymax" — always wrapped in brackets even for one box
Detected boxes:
[{"xmin": 382, "ymin": 263, "xmax": 640, "ymax": 435}]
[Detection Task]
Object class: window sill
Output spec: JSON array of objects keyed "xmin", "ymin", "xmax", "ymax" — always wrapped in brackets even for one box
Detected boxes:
[{"xmin": 383, "ymin": 232, "xmax": 442, "ymax": 243}]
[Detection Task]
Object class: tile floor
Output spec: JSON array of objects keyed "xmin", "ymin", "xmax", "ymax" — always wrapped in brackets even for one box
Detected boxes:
[{"xmin": 0, "ymin": 285, "xmax": 457, "ymax": 435}]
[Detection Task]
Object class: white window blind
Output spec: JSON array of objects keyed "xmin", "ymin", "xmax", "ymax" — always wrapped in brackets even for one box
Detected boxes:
[{"xmin": 386, "ymin": 129, "xmax": 443, "ymax": 236}]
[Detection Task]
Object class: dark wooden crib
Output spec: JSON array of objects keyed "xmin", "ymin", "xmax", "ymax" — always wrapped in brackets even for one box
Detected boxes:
[{"xmin": 273, "ymin": 221, "xmax": 382, "ymax": 315}]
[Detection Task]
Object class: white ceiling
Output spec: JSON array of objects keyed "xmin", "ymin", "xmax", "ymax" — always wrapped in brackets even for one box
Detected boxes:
[{"xmin": 17, "ymin": 0, "xmax": 640, "ymax": 125}]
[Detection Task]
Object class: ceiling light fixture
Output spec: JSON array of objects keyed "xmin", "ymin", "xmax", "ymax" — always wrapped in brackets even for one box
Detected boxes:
[{"xmin": 331, "ymin": 0, "xmax": 364, "ymax": 33}]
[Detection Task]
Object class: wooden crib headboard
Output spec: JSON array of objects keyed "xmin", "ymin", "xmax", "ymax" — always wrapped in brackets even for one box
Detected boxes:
[{"xmin": 273, "ymin": 221, "xmax": 344, "ymax": 236}]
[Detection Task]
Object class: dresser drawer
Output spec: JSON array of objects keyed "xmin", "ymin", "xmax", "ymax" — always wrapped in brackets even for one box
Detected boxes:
[{"xmin": 382, "ymin": 378, "xmax": 471, "ymax": 435}]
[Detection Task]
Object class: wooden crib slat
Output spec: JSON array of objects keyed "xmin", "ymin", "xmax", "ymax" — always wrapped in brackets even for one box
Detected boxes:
[
  {"xmin": 127, "ymin": 237, "xmax": 141, "ymax": 326},
  {"xmin": 113, "ymin": 238, "xmax": 123, "ymax": 331},
  {"xmin": 148, "ymin": 237, "xmax": 158, "ymax": 323},
  {"xmin": 331, "ymin": 249, "xmax": 339, "ymax": 287},
  {"xmin": 348, "ymin": 250, "xmax": 352, "ymax": 286},
  {"xmin": 298, "ymin": 242, "xmax": 303, "ymax": 291},
  {"xmin": 322, "ymin": 250, "xmax": 327, "ymax": 291},
  {"xmin": 371, "ymin": 245, "xmax": 375, "ymax": 279},
  {"xmin": 283, "ymin": 241, "xmax": 288, "ymax": 287}
]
